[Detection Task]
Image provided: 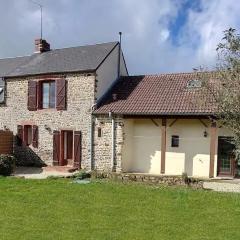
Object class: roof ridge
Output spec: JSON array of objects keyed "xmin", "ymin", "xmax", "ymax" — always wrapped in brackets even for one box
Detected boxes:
[
  {"xmin": 45, "ymin": 41, "xmax": 119, "ymax": 53},
  {"xmin": 0, "ymin": 54, "xmax": 32, "ymax": 61},
  {"xmin": 0, "ymin": 41, "xmax": 118, "ymax": 61}
]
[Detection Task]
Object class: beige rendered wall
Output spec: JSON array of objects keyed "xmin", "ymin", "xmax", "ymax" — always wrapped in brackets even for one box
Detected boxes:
[
  {"xmin": 121, "ymin": 118, "xmax": 234, "ymax": 178},
  {"xmin": 122, "ymin": 119, "xmax": 161, "ymax": 174},
  {"xmin": 165, "ymin": 119, "xmax": 211, "ymax": 177}
]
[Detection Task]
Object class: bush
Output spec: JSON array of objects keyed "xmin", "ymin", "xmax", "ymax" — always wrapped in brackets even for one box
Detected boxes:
[
  {"xmin": 0, "ymin": 154, "xmax": 15, "ymax": 176},
  {"xmin": 72, "ymin": 170, "xmax": 91, "ymax": 180},
  {"xmin": 182, "ymin": 172, "xmax": 190, "ymax": 185}
]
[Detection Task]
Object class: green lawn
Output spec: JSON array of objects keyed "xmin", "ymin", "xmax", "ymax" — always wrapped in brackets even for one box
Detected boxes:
[{"xmin": 0, "ymin": 178, "xmax": 239, "ymax": 240}]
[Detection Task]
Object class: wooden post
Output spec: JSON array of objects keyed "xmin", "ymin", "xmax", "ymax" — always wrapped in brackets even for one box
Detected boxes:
[
  {"xmin": 209, "ymin": 121, "xmax": 217, "ymax": 178},
  {"xmin": 161, "ymin": 119, "xmax": 167, "ymax": 174}
]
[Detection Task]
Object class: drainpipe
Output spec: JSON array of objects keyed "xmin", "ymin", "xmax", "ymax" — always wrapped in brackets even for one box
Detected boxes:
[
  {"xmin": 109, "ymin": 111, "xmax": 116, "ymax": 171},
  {"xmin": 90, "ymin": 103, "xmax": 97, "ymax": 171}
]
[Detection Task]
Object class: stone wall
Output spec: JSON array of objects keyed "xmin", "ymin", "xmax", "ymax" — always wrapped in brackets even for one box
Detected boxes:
[
  {"xmin": 92, "ymin": 171, "xmax": 204, "ymax": 189},
  {"xmin": 93, "ymin": 115, "xmax": 124, "ymax": 172},
  {"xmin": 0, "ymin": 73, "xmax": 96, "ymax": 169}
]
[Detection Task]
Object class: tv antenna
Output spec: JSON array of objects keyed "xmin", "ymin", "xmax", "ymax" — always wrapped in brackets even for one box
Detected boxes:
[{"xmin": 29, "ymin": 0, "xmax": 43, "ymax": 39}]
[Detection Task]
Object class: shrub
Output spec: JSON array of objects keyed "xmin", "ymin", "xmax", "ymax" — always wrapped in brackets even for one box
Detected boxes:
[
  {"xmin": 0, "ymin": 154, "xmax": 15, "ymax": 176},
  {"xmin": 182, "ymin": 172, "xmax": 190, "ymax": 185},
  {"xmin": 47, "ymin": 175, "xmax": 62, "ymax": 180},
  {"xmin": 72, "ymin": 170, "xmax": 91, "ymax": 180},
  {"xmin": 90, "ymin": 170, "xmax": 108, "ymax": 179}
]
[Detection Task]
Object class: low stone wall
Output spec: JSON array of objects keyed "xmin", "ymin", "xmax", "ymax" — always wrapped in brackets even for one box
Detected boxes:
[{"xmin": 91, "ymin": 171, "xmax": 204, "ymax": 189}]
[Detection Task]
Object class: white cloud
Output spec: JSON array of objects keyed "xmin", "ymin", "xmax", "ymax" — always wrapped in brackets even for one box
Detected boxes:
[
  {"xmin": 178, "ymin": 0, "xmax": 240, "ymax": 71},
  {"xmin": 0, "ymin": 0, "xmax": 239, "ymax": 74}
]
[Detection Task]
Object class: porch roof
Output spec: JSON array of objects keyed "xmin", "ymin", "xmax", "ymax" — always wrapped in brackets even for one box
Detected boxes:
[{"xmin": 94, "ymin": 73, "xmax": 218, "ymax": 116}]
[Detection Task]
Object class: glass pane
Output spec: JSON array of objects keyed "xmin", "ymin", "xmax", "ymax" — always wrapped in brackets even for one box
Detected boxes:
[
  {"xmin": 49, "ymin": 82, "xmax": 56, "ymax": 108},
  {"xmin": 218, "ymin": 137, "xmax": 235, "ymax": 175},
  {"xmin": 220, "ymin": 155, "xmax": 231, "ymax": 172},
  {"xmin": 42, "ymin": 83, "xmax": 50, "ymax": 108},
  {"xmin": 27, "ymin": 126, "xmax": 32, "ymax": 145}
]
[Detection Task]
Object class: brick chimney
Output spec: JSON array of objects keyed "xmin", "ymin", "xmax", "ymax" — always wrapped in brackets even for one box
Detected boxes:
[{"xmin": 35, "ymin": 39, "xmax": 50, "ymax": 53}]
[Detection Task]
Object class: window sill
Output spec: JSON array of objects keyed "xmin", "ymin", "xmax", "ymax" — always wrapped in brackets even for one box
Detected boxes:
[{"xmin": 36, "ymin": 108, "xmax": 58, "ymax": 112}]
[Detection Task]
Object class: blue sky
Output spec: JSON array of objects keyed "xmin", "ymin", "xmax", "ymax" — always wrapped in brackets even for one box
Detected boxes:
[
  {"xmin": 0, "ymin": 0, "xmax": 239, "ymax": 75},
  {"xmin": 170, "ymin": 0, "xmax": 202, "ymax": 46}
]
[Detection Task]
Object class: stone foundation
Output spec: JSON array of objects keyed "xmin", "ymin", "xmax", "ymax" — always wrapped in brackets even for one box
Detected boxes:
[{"xmin": 91, "ymin": 171, "xmax": 204, "ymax": 189}]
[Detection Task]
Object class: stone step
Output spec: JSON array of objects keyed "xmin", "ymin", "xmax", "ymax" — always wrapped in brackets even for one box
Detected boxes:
[{"xmin": 42, "ymin": 166, "xmax": 78, "ymax": 173}]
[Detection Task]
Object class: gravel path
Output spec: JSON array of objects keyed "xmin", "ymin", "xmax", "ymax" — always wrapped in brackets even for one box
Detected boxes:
[
  {"xmin": 203, "ymin": 181, "xmax": 240, "ymax": 193},
  {"xmin": 13, "ymin": 167, "xmax": 75, "ymax": 179}
]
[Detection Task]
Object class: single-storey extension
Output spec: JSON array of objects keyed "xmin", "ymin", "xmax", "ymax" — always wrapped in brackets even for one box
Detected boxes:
[{"xmin": 93, "ymin": 73, "xmax": 237, "ymax": 178}]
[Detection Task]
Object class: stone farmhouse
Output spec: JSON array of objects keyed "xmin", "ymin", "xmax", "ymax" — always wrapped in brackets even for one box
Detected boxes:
[
  {"xmin": 0, "ymin": 39, "xmax": 128, "ymax": 169},
  {"xmin": 0, "ymin": 39, "xmax": 237, "ymax": 178}
]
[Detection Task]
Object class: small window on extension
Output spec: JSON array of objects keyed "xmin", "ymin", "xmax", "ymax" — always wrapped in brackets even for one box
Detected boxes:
[
  {"xmin": 171, "ymin": 135, "xmax": 179, "ymax": 147},
  {"xmin": 98, "ymin": 127, "xmax": 102, "ymax": 137}
]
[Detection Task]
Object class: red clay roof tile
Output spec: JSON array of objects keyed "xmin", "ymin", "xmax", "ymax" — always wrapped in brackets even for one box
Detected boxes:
[{"xmin": 95, "ymin": 73, "xmax": 217, "ymax": 116}]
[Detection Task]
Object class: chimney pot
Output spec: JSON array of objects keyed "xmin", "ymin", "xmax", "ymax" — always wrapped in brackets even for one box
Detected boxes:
[{"xmin": 35, "ymin": 38, "xmax": 51, "ymax": 53}]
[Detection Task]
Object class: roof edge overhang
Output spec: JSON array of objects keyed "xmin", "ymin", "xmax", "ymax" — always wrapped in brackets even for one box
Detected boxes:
[
  {"xmin": 3, "ymin": 69, "xmax": 97, "ymax": 79},
  {"xmin": 93, "ymin": 111, "xmax": 216, "ymax": 118}
]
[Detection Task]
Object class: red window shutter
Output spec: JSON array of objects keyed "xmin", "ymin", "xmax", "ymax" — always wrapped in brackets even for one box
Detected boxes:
[
  {"xmin": 73, "ymin": 131, "xmax": 82, "ymax": 169},
  {"xmin": 28, "ymin": 81, "xmax": 38, "ymax": 111},
  {"xmin": 53, "ymin": 130, "xmax": 60, "ymax": 166},
  {"xmin": 32, "ymin": 125, "xmax": 38, "ymax": 148},
  {"xmin": 17, "ymin": 125, "xmax": 23, "ymax": 146},
  {"xmin": 56, "ymin": 79, "xmax": 66, "ymax": 110},
  {"xmin": 37, "ymin": 81, "xmax": 43, "ymax": 109}
]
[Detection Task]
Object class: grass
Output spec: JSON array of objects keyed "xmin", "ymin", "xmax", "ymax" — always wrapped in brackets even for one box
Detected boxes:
[{"xmin": 0, "ymin": 178, "xmax": 239, "ymax": 240}]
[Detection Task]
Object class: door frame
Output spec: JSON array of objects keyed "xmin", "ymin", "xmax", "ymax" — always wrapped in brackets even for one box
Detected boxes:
[
  {"xmin": 217, "ymin": 136, "xmax": 236, "ymax": 177},
  {"xmin": 60, "ymin": 130, "xmax": 74, "ymax": 166}
]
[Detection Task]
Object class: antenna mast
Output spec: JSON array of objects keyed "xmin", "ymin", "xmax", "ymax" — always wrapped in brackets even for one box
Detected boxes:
[
  {"xmin": 117, "ymin": 32, "xmax": 122, "ymax": 79},
  {"xmin": 30, "ymin": 0, "xmax": 43, "ymax": 39}
]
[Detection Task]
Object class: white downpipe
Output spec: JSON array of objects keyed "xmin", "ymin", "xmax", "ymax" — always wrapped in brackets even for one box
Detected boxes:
[
  {"xmin": 109, "ymin": 112, "xmax": 116, "ymax": 171},
  {"xmin": 90, "ymin": 103, "xmax": 97, "ymax": 170}
]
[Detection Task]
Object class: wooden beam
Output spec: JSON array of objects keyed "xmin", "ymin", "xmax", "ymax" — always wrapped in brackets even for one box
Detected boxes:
[
  {"xmin": 169, "ymin": 119, "xmax": 178, "ymax": 127},
  {"xmin": 161, "ymin": 119, "xmax": 167, "ymax": 174},
  {"xmin": 198, "ymin": 119, "xmax": 208, "ymax": 128},
  {"xmin": 123, "ymin": 115, "xmax": 210, "ymax": 119},
  {"xmin": 209, "ymin": 122, "xmax": 217, "ymax": 178},
  {"xmin": 150, "ymin": 119, "xmax": 159, "ymax": 127}
]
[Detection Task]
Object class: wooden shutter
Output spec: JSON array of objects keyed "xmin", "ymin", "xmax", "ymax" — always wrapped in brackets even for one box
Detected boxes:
[
  {"xmin": 32, "ymin": 125, "xmax": 38, "ymax": 148},
  {"xmin": 37, "ymin": 81, "xmax": 43, "ymax": 109},
  {"xmin": 74, "ymin": 131, "xmax": 82, "ymax": 169},
  {"xmin": 53, "ymin": 130, "xmax": 60, "ymax": 166},
  {"xmin": 56, "ymin": 79, "xmax": 66, "ymax": 110},
  {"xmin": 17, "ymin": 125, "xmax": 23, "ymax": 146},
  {"xmin": 28, "ymin": 81, "xmax": 38, "ymax": 111}
]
